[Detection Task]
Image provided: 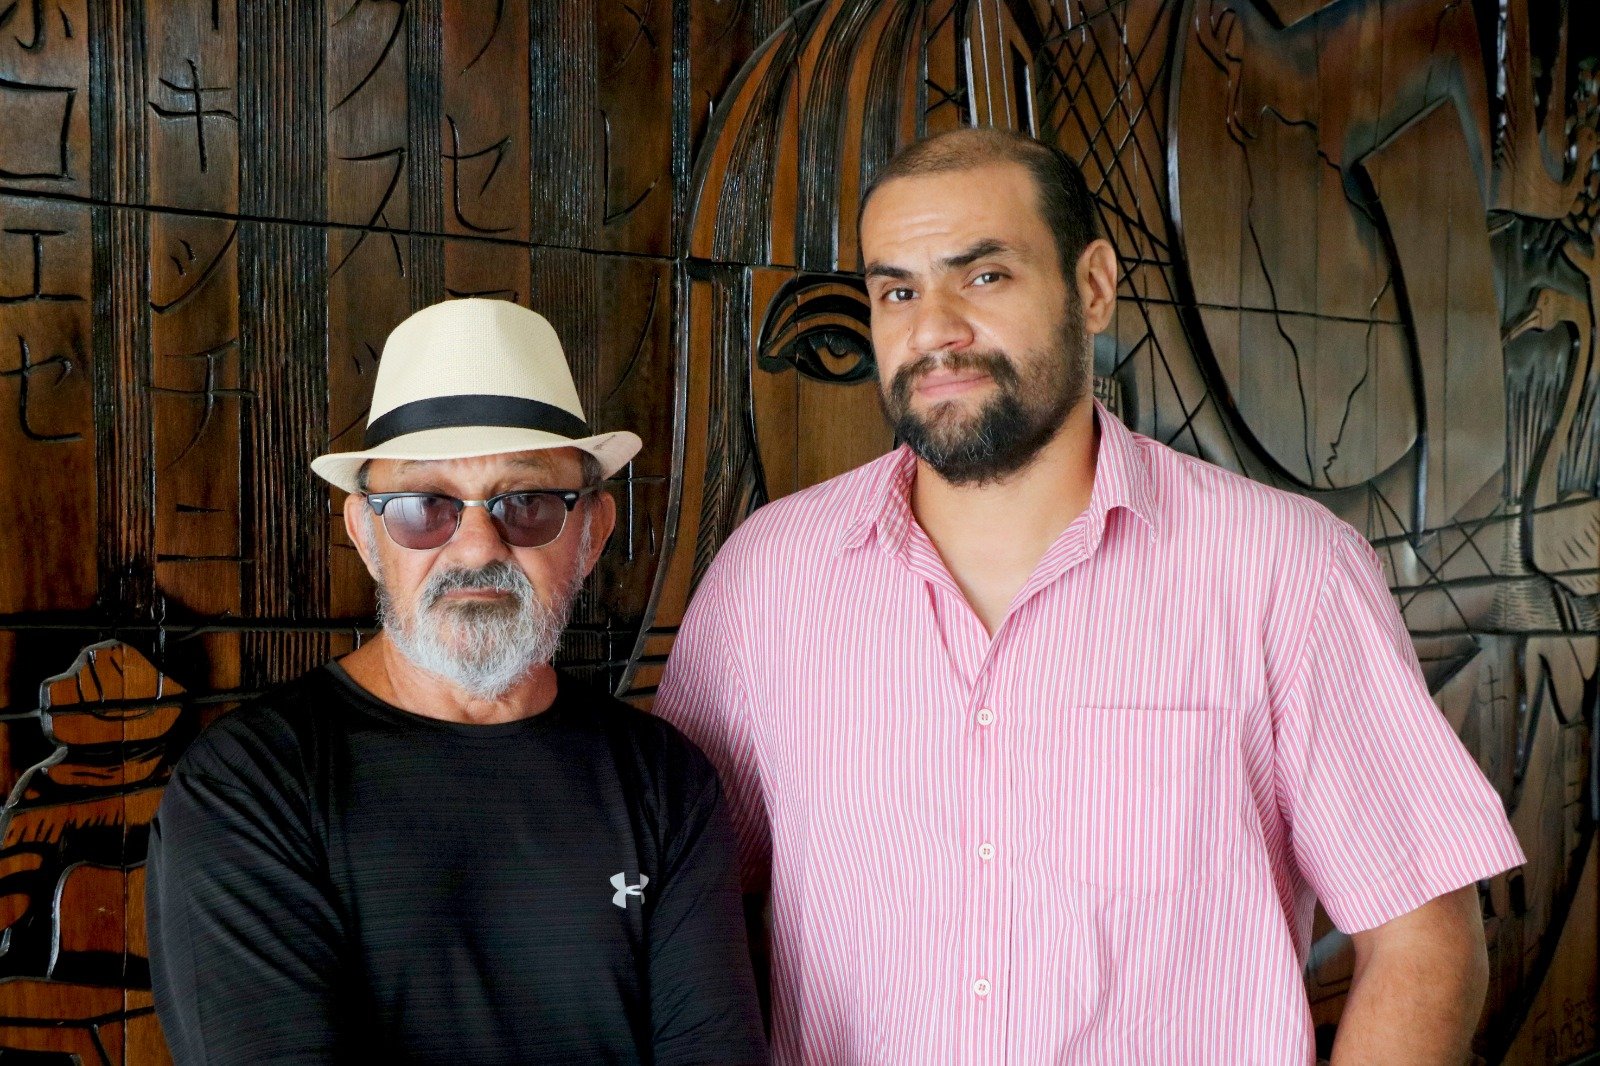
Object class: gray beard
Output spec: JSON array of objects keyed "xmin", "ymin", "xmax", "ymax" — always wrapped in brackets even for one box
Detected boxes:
[{"xmin": 371, "ymin": 518, "xmax": 589, "ymax": 701}]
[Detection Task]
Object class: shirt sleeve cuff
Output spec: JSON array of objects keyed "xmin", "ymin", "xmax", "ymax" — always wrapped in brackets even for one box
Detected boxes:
[{"xmin": 1318, "ymin": 824, "xmax": 1527, "ymax": 934}]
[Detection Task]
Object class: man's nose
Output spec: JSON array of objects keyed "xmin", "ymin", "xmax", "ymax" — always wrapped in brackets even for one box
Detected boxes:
[
  {"xmin": 907, "ymin": 290, "xmax": 975, "ymax": 356},
  {"xmin": 444, "ymin": 502, "xmax": 510, "ymax": 563}
]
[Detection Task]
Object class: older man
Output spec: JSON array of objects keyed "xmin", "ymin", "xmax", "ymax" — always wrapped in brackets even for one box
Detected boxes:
[
  {"xmin": 656, "ymin": 129, "xmax": 1525, "ymax": 1063},
  {"xmin": 147, "ymin": 299, "xmax": 765, "ymax": 1064}
]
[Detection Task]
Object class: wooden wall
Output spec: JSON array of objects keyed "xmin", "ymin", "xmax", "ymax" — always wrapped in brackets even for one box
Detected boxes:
[{"xmin": 0, "ymin": 0, "xmax": 1593, "ymax": 1061}]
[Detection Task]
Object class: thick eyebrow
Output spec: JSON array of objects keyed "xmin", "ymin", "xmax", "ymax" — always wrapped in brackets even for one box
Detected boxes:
[
  {"xmin": 939, "ymin": 238, "xmax": 1013, "ymax": 270},
  {"xmin": 863, "ymin": 238, "xmax": 1017, "ymax": 282},
  {"xmin": 863, "ymin": 261, "xmax": 913, "ymax": 282}
]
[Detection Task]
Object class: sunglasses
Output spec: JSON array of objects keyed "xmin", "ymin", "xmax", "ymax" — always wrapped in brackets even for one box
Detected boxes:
[{"xmin": 363, "ymin": 488, "xmax": 596, "ymax": 550}]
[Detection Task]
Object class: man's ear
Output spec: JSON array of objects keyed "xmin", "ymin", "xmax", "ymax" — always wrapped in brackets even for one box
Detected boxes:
[
  {"xmin": 343, "ymin": 492, "xmax": 382, "ymax": 581},
  {"xmin": 581, "ymin": 490, "xmax": 617, "ymax": 577},
  {"xmin": 1076, "ymin": 238, "xmax": 1120, "ymax": 335}
]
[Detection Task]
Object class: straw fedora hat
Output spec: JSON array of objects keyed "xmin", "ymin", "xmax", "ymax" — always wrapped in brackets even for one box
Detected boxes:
[{"xmin": 311, "ymin": 298, "xmax": 642, "ymax": 493}]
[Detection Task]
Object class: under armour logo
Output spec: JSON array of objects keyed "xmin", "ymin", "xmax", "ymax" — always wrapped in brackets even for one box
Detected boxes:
[{"xmin": 611, "ymin": 872, "xmax": 649, "ymax": 909}]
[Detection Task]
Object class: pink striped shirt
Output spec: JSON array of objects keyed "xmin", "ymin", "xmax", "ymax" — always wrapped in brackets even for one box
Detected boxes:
[{"xmin": 655, "ymin": 404, "xmax": 1524, "ymax": 1064}]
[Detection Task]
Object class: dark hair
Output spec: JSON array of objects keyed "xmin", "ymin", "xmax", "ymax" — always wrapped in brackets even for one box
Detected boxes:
[{"xmin": 860, "ymin": 128, "xmax": 1103, "ymax": 281}]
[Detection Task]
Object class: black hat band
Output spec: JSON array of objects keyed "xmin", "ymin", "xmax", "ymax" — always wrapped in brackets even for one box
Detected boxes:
[{"xmin": 364, "ymin": 394, "xmax": 591, "ymax": 448}]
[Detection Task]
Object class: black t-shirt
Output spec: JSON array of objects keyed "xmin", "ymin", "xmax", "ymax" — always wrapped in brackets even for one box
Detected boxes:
[{"xmin": 146, "ymin": 664, "xmax": 766, "ymax": 1065}]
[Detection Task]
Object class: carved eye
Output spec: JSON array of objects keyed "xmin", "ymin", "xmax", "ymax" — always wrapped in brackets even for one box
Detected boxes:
[{"xmin": 756, "ymin": 274, "xmax": 876, "ymax": 384}]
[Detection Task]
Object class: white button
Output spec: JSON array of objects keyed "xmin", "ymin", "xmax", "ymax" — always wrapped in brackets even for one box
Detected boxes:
[
  {"xmin": 973, "ymin": 978, "xmax": 992, "ymax": 998},
  {"xmin": 977, "ymin": 842, "xmax": 996, "ymax": 861},
  {"xmin": 976, "ymin": 707, "xmax": 995, "ymax": 726}
]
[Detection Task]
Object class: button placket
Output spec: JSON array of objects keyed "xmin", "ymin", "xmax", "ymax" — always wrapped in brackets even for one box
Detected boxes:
[
  {"xmin": 965, "ymin": 651, "xmax": 1017, "ymax": 1054},
  {"xmin": 967, "ymin": 671, "xmax": 1004, "ymax": 1034}
]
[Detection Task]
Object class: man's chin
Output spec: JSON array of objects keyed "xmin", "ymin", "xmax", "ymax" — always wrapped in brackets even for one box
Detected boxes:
[
  {"xmin": 429, "ymin": 628, "xmax": 522, "ymax": 662},
  {"xmin": 902, "ymin": 422, "xmax": 991, "ymax": 462},
  {"xmin": 413, "ymin": 643, "xmax": 543, "ymax": 692},
  {"xmin": 891, "ymin": 402, "xmax": 978, "ymax": 442}
]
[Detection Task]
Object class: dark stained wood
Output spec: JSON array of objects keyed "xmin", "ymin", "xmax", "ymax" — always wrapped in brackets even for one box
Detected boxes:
[
  {"xmin": 593, "ymin": 0, "xmax": 674, "ymax": 255},
  {"xmin": 445, "ymin": 0, "xmax": 529, "ymax": 244},
  {"xmin": 90, "ymin": 0, "xmax": 155, "ymax": 624},
  {"xmin": 148, "ymin": 208, "xmax": 242, "ymax": 619},
  {"xmin": 237, "ymin": 6, "xmax": 329, "ymax": 693},
  {"xmin": 0, "ymin": 0, "xmax": 1594, "ymax": 1061},
  {"xmin": 0, "ymin": 197, "xmax": 97, "ymax": 615},
  {"xmin": 0, "ymin": 0, "xmax": 91, "ymax": 199},
  {"xmin": 530, "ymin": 247, "xmax": 676, "ymax": 691}
]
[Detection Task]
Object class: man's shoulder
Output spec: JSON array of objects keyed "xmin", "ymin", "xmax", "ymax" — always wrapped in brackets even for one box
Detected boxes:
[
  {"xmin": 559, "ymin": 673, "xmax": 714, "ymax": 767},
  {"xmin": 718, "ymin": 449, "xmax": 902, "ymax": 564},
  {"xmin": 170, "ymin": 666, "xmax": 346, "ymax": 792},
  {"xmin": 1135, "ymin": 431, "xmax": 1346, "ymax": 548},
  {"xmin": 556, "ymin": 673, "xmax": 723, "ymax": 800}
]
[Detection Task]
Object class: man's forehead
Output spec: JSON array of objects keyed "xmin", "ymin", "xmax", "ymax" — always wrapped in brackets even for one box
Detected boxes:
[
  {"xmin": 864, "ymin": 161, "xmax": 1037, "ymax": 218},
  {"xmin": 860, "ymin": 163, "xmax": 1048, "ymax": 260},
  {"xmin": 865, "ymin": 237, "xmax": 1030, "ymax": 281}
]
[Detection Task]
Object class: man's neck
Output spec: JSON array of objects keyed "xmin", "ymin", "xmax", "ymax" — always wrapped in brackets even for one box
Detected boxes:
[
  {"xmin": 338, "ymin": 633, "xmax": 560, "ymax": 726},
  {"xmin": 910, "ymin": 398, "xmax": 1099, "ymax": 634}
]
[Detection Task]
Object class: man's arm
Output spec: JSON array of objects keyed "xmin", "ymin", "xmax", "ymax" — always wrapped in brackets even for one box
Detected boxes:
[
  {"xmin": 1269, "ymin": 523, "xmax": 1522, "ymax": 1061},
  {"xmin": 744, "ymin": 891, "xmax": 772, "ymax": 1027},
  {"xmin": 654, "ymin": 550, "xmax": 772, "ymax": 896},
  {"xmin": 147, "ymin": 763, "xmax": 348, "ymax": 1064},
  {"xmin": 647, "ymin": 768, "xmax": 768, "ymax": 1065},
  {"xmin": 653, "ymin": 543, "xmax": 774, "ymax": 1057},
  {"xmin": 1330, "ymin": 885, "xmax": 1488, "ymax": 1065}
]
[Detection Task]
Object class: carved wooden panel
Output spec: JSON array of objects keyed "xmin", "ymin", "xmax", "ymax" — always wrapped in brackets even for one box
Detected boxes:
[{"xmin": 0, "ymin": 0, "xmax": 1594, "ymax": 1061}]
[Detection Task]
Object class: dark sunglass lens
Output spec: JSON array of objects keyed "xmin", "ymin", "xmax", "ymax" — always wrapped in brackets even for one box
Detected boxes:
[
  {"xmin": 491, "ymin": 493, "xmax": 569, "ymax": 548},
  {"xmin": 383, "ymin": 495, "xmax": 459, "ymax": 549}
]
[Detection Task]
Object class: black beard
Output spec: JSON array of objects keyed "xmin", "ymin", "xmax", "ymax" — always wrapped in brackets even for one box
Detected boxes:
[{"xmin": 881, "ymin": 303, "xmax": 1090, "ymax": 486}]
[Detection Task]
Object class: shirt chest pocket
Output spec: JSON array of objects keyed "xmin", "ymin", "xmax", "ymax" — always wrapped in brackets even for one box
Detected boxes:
[{"xmin": 1035, "ymin": 706, "xmax": 1236, "ymax": 896}]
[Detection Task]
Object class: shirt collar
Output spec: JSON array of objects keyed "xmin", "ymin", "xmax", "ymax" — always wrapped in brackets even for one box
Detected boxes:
[
  {"xmin": 836, "ymin": 445, "xmax": 919, "ymax": 556},
  {"xmin": 1081, "ymin": 399, "xmax": 1159, "ymax": 548},
  {"xmin": 835, "ymin": 399, "xmax": 1159, "ymax": 557}
]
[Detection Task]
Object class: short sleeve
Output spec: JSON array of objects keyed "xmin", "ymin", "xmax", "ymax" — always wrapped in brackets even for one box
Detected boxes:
[
  {"xmin": 655, "ymin": 555, "xmax": 773, "ymax": 893},
  {"xmin": 1273, "ymin": 524, "xmax": 1526, "ymax": 933},
  {"xmin": 647, "ymin": 757, "xmax": 767, "ymax": 1064},
  {"xmin": 147, "ymin": 759, "xmax": 349, "ymax": 1063}
]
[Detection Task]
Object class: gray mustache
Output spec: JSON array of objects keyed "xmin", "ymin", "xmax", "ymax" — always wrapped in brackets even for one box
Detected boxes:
[{"xmin": 421, "ymin": 561, "xmax": 532, "ymax": 609}]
